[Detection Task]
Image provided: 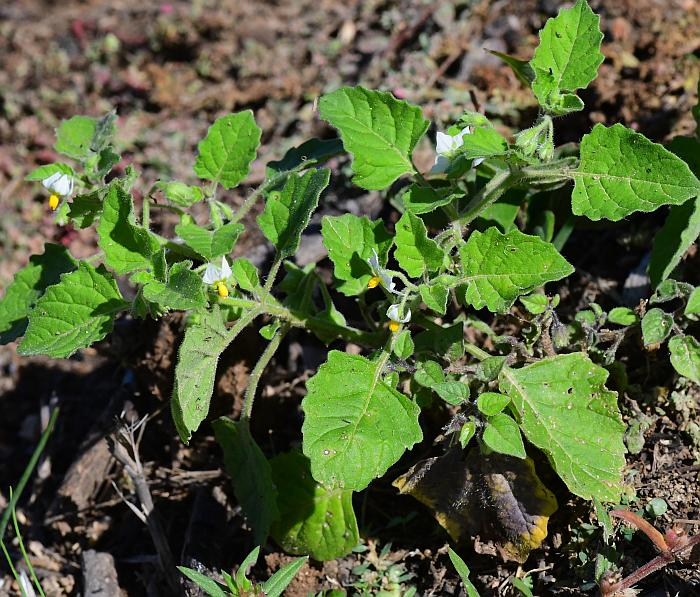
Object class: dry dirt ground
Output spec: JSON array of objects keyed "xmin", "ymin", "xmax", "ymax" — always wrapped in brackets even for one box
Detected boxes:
[{"xmin": 0, "ymin": 0, "xmax": 699, "ymax": 595}]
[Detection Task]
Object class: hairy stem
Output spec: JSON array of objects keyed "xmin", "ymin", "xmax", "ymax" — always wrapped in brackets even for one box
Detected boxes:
[
  {"xmin": 242, "ymin": 323, "xmax": 290, "ymax": 419},
  {"xmin": 231, "ymin": 166, "xmax": 305, "ymax": 225}
]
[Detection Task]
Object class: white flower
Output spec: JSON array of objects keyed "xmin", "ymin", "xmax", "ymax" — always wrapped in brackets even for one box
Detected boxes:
[
  {"xmin": 42, "ymin": 172, "xmax": 74, "ymax": 196},
  {"xmin": 367, "ymin": 249, "xmax": 396, "ymax": 293},
  {"xmin": 202, "ymin": 256, "xmax": 232, "ymax": 285},
  {"xmin": 432, "ymin": 126, "xmax": 485, "ymax": 173},
  {"xmin": 387, "ymin": 303, "xmax": 411, "ymax": 324}
]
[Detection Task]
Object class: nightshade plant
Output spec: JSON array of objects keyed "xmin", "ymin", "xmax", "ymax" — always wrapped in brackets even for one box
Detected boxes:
[{"xmin": 2, "ymin": 0, "xmax": 700, "ymax": 588}]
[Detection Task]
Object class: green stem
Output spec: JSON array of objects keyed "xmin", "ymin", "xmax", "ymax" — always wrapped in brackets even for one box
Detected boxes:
[
  {"xmin": 231, "ymin": 167, "xmax": 304, "ymax": 225},
  {"xmin": 242, "ymin": 323, "xmax": 289, "ymax": 419},
  {"xmin": 142, "ymin": 196, "xmax": 150, "ymax": 228},
  {"xmin": 263, "ymin": 256, "xmax": 283, "ymax": 299},
  {"xmin": 11, "ymin": 488, "xmax": 45, "ymax": 597},
  {"xmin": 457, "ymin": 169, "xmax": 516, "ymax": 227},
  {"xmin": 464, "ymin": 343, "xmax": 489, "ymax": 361},
  {"xmin": 0, "ymin": 408, "xmax": 59, "ymax": 541}
]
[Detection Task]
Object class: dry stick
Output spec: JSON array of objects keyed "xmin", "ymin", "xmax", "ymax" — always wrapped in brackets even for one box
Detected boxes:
[{"xmin": 109, "ymin": 417, "xmax": 182, "ymax": 596}]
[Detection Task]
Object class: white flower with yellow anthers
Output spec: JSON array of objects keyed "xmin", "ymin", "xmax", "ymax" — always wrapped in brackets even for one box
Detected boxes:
[
  {"xmin": 387, "ymin": 303, "xmax": 411, "ymax": 333},
  {"xmin": 431, "ymin": 126, "xmax": 484, "ymax": 174},
  {"xmin": 42, "ymin": 172, "xmax": 74, "ymax": 210},
  {"xmin": 202, "ymin": 256, "xmax": 232, "ymax": 298},
  {"xmin": 367, "ymin": 248, "xmax": 397, "ymax": 293}
]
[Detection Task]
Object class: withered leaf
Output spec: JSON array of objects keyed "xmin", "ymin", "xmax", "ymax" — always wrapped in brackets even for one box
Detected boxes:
[{"xmin": 393, "ymin": 448, "xmax": 557, "ymax": 563}]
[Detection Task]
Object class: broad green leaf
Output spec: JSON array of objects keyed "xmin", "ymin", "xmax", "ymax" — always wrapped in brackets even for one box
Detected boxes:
[
  {"xmin": 641, "ymin": 308, "xmax": 673, "ymax": 347},
  {"xmin": 68, "ymin": 191, "xmax": 103, "ymax": 229},
  {"xmin": 232, "ymin": 258, "xmax": 261, "ymax": 293},
  {"xmin": 651, "ymin": 279, "xmax": 694, "ymax": 304},
  {"xmin": 175, "ymin": 220, "xmax": 244, "ymax": 261},
  {"xmin": 401, "ymin": 184, "xmax": 456, "ymax": 215},
  {"xmin": 459, "ymin": 227, "xmax": 574, "ymax": 313},
  {"xmin": 18, "ymin": 263, "xmax": 128, "ymax": 358},
  {"xmin": 488, "ymin": 49, "xmax": 534, "ymax": 87},
  {"xmin": 685, "ymin": 288, "xmax": 700, "ymax": 315},
  {"xmin": 177, "ymin": 567, "xmax": 228, "ymax": 597},
  {"xmin": 668, "ymin": 335, "xmax": 700, "ymax": 384},
  {"xmin": 279, "ymin": 262, "xmax": 316, "ymax": 312},
  {"xmin": 520, "ymin": 293, "xmax": 549, "ymax": 315},
  {"xmin": 90, "ymin": 110, "xmax": 117, "ymax": 153},
  {"xmin": 448, "ymin": 547, "xmax": 481, "ymax": 597},
  {"xmin": 499, "ymin": 353, "xmax": 626, "ymax": 501},
  {"xmin": 266, "ymin": 138, "xmax": 344, "ymax": 175},
  {"xmin": 258, "ymin": 169, "xmax": 331, "ymax": 258},
  {"xmin": 458, "ymin": 127, "xmax": 508, "ymax": 160},
  {"xmin": 394, "ymin": 211, "xmax": 444, "ymax": 277},
  {"xmin": 172, "ymin": 307, "xmax": 232, "ymax": 442},
  {"xmin": 318, "ymin": 86, "xmax": 429, "ymax": 190},
  {"xmin": 608, "ymin": 307, "xmax": 638, "ymax": 326},
  {"xmin": 0, "ymin": 244, "xmax": 76, "ymax": 344},
  {"xmin": 25, "ymin": 163, "xmax": 74, "ymax": 182},
  {"xmin": 482, "ymin": 414, "xmax": 526, "ymax": 459},
  {"xmin": 572, "ymin": 124, "xmax": 700, "ymax": 221},
  {"xmin": 141, "ymin": 261, "xmax": 207, "ymax": 311},
  {"xmin": 530, "ymin": 0, "xmax": 603, "ymax": 114},
  {"xmin": 194, "ymin": 111, "xmax": 261, "ymax": 189},
  {"xmin": 459, "ymin": 421, "xmax": 477, "ymax": 449},
  {"xmin": 419, "ymin": 283, "xmax": 448, "ymax": 315},
  {"xmin": 97, "ymin": 184, "xmax": 160, "ymax": 274},
  {"xmin": 54, "ymin": 115, "xmax": 97, "ymax": 160},
  {"xmin": 302, "ymin": 351, "xmax": 422, "ymax": 491},
  {"xmin": 262, "ymin": 556, "xmax": 309, "ymax": 597},
  {"xmin": 213, "ymin": 417, "xmax": 279, "ymax": 545},
  {"xmin": 512, "ymin": 578, "xmax": 535, "ymax": 597},
  {"xmin": 476, "ymin": 392, "xmax": 511, "ymax": 416},
  {"xmin": 270, "ymin": 450, "xmax": 358, "ymax": 560},
  {"xmin": 321, "ymin": 214, "xmax": 392, "ymax": 296}
]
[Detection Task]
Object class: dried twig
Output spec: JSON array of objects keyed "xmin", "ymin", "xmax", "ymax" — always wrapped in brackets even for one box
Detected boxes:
[{"xmin": 108, "ymin": 416, "xmax": 182, "ymax": 596}]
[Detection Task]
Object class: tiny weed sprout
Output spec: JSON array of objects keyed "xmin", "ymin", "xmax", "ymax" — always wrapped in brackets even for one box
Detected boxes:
[{"xmin": 2, "ymin": 0, "xmax": 700, "ymax": 594}]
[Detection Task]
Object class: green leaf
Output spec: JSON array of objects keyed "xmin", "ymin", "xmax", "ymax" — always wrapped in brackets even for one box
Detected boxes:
[
  {"xmin": 641, "ymin": 308, "xmax": 673, "ymax": 347},
  {"xmin": 459, "ymin": 227, "xmax": 574, "ymax": 313},
  {"xmin": 499, "ymin": 353, "xmax": 626, "ymax": 501},
  {"xmin": 448, "ymin": 547, "xmax": 481, "ymax": 597},
  {"xmin": 393, "ymin": 330, "xmax": 414, "ymax": 359},
  {"xmin": 232, "ymin": 258, "xmax": 261, "ymax": 293},
  {"xmin": 321, "ymin": 214, "xmax": 392, "ymax": 296},
  {"xmin": 175, "ymin": 221, "xmax": 244, "ymax": 261},
  {"xmin": 649, "ymin": 198, "xmax": 700, "ymax": 289},
  {"xmin": 258, "ymin": 169, "xmax": 331, "ymax": 258},
  {"xmin": 685, "ymin": 288, "xmax": 700, "ymax": 315},
  {"xmin": 97, "ymin": 184, "xmax": 160, "ymax": 274},
  {"xmin": 529, "ymin": 0, "xmax": 603, "ymax": 114},
  {"xmin": 194, "ymin": 111, "xmax": 262, "ymax": 189},
  {"xmin": 171, "ymin": 307, "xmax": 232, "ymax": 442},
  {"xmin": 177, "ymin": 567, "xmax": 228, "ymax": 597},
  {"xmin": 394, "ymin": 212, "xmax": 445, "ymax": 278},
  {"xmin": 572, "ymin": 124, "xmax": 700, "ymax": 222},
  {"xmin": 608, "ymin": 307, "xmax": 639, "ymax": 326},
  {"xmin": 651, "ymin": 279, "xmax": 694, "ymax": 304},
  {"xmin": 235, "ymin": 547, "xmax": 260, "ymax": 590},
  {"xmin": 520, "ymin": 293, "xmax": 549, "ymax": 315},
  {"xmin": 477, "ymin": 392, "xmax": 511, "ymax": 416},
  {"xmin": 68, "ymin": 191, "xmax": 103, "ymax": 229},
  {"xmin": 54, "ymin": 115, "xmax": 97, "ymax": 160},
  {"xmin": 141, "ymin": 261, "xmax": 207, "ymax": 311},
  {"xmin": 459, "ymin": 421, "xmax": 477, "ymax": 449},
  {"xmin": 18, "ymin": 263, "xmax": 128, "ymax": 358},
  {"xmin": 25, "ymin": 163, "xmax": 74, "ymax": 182},
  {"xmin": 0, "ymin": 244, "xmax": 77, "ymax": 344},
  {"xmin": 458, "ymin": 127, "xmax": 508, "ymax": 160},
  {"xmin": 318, "ymin": 86, "xmax": 429, "ymax": 190},
  {"xmin": 401, "ymin": 184, "xmax": 456, "ymax": 215},
  {"xmin": 482, "ymin": 414, "xmax": 526, "ymax": 459},
  {"xmin": 156, "ymin": 181, "xmax": 205, "ymax": 207},
  {"xmin": 487, "ymin": 49, "xmax": 534, "ymax": 87},
  {"xmin": 267, "ymin": 138, "xmax": 344, "ymax": 175},
  {"xmin": 414, "ymin": 360, "xmax": 468, "ymax": 405},
  {"xmin": 262, "ymin": 555, "xmax": 309, "ymax": 597},
  {"xmin": 512, "ymin": 577, "xmax": 535, "ymax": 597},
  {"xmin": 270, "ymin": 450, "xmax": 358, "ymax": 560},
  {"xmin": 668, "ymin": 335, "xmax": 700, "ymax": 384},
  {"xmin": 302, "ymin": 351, "xmax": 422, "ymax": 491},
  {"xmin": 419, "ymin": 283, "xmax": 448, "ymax": 315},
  {"xmin": 213, "ymin": 417, "xmax": 279, "ymax": 545}
]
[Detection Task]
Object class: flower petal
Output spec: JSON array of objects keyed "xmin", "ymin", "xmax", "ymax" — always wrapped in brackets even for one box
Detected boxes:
[
  {"xmin": 202, "ymin": 263, "xmax": 221, "ymax": 284},
  {"xmin": 219, "ymin": 256, "xmax": 232, "ymax": 279},
  {"xmin": 435, "ymin": 132, "xmax": 454, "ymax": 155}
]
